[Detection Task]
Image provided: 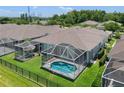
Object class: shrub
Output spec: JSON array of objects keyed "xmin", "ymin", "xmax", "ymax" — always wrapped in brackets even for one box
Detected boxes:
[
  {"xmin": 63, "ymin": 24, "xmax": 72, "ymax": 27},
  {"xmin": 114, "ymin": 32, "xmax": 121, "ymax": 39},
  {"xmin": 16, "ymin": 19, "xmax": 29, "ymax": 25},
  {"xmin": 99, "ymin": 53, "xmax": 107, "ymax": 67},
  {"xmin": 98, "ymin": 48, "xmax": 104, "ymax": 59},
  {"xmin": 104, "ymin": 22, "xmax": 121, "ymax": 32},
  {"xmin": 108, "ymin": 38, "xmax": 111, "ymax": 42},
  {"xmin": 47, "ymin": 20, "xmax": 57, "ymax": 25}
]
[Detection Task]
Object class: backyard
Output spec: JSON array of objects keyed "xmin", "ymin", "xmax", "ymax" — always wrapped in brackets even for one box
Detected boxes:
[
  {"xmin": 0, "ymin": 53, "xmax": 105, "ymax": 87},
  {"xmin": 0, "ymin": 64, "xmax": 40, "ymax": 87}
]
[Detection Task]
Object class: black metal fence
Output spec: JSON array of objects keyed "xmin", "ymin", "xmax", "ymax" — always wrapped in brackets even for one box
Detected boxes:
[{"xmin": 0, "ymin": 59, "xmax": 62, "ymax": 87}]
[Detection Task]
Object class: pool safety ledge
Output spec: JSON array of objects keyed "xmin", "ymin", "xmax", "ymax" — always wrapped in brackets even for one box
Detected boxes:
[{"xmin": 42, "ymin": 58, "xmax": 86, "ymax": 80}]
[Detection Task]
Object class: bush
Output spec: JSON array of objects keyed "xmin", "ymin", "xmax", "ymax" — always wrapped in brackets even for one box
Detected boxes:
[
  {"xmin": 47, "ymin": 20, "xmax": 57, "ymax": 25},
  {"xmin": 108, "ymin": 38, "xmax": 111, "ymax": 42},
  {"xmin": 104, "ymin": 22, "xmax": 121, "ymax": 32},
  {"xmin": 16, "ymin": 19, "xmax": 29, "ymax": 25},
  {"xmin": 106, "ymin": 46, "xmax": 111, "ymax": 53},
  {"xmin": 98, "ymin": 48, "xmax": 104, "ymax": 59},
  {"xmin": 0, "ymin": 17, "xmax": 10, "ymax": 24},
  {"xmin": 63, "ymin": 24, "xmax": 72, "ymax": 27},
  {"xmin": 99, "ymin": 53, "xmax": 107, "ymax": 66},
  {"xmin": 114, "ymin": 32, "xmax": 121, "ymax": 39}
]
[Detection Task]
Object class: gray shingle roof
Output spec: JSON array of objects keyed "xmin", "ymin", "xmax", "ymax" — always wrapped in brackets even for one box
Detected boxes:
[
  {"xmin": 80, "ymin": 20, "xmax": 99, "ymax": 26},
  {"xmin": 103, "ymin": 37, "xmax": 124, "ymax": 86},
  {"xmin": 109, "ymin": 38, "xmax": 124, "ymax": 59},
  {"xmin": 34, "ymin": 28, "xmax": 108, "ymax": 51},
  {"xmin": 0, "ymin": 24, "xmax": 63, "ymax": 41}
]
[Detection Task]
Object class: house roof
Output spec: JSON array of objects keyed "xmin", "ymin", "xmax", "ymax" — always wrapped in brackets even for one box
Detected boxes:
[
  {"xmin": 109, "ymin": 38, "xmax": 124, "ymax": 59},
  {"xmin": 120, "ymin": 35, "xmax": 124, "ymax": 40},
  {"xmin": 80, "ymin": 20, "xmax": 99, "ymax": 26},
  {"xmin": 0, "ymin": 24, "xmax": 63, "ymax": 41},
  {"xmin": 103, "ymin": 37, "xmax": 124, "ymax": 86},
  {"xmin": 34, "ymin": 28, "xmax": 108, "ymax": 51}
]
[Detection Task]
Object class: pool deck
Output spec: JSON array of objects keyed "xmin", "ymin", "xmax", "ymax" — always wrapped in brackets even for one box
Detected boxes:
[{"xmin": 42, "ymin": 58, "xmax": 86, "ymax": 80}]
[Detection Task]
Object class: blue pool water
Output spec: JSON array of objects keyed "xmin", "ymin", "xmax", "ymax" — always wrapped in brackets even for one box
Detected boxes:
[{"xmin": 51, "ymin": 61, "xmax": 77, "ymax": 74}]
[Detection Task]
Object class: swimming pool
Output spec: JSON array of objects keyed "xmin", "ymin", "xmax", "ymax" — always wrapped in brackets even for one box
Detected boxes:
[{"xmin": 51, "ymin": 61, "xmax": 77, "ymax": 74}]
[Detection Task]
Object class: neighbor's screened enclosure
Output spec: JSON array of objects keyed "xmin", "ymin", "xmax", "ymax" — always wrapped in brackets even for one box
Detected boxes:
[
  {"xmin": 15, "ymin": 41, "xmax": 40, "ymax": 61},
  {"xmin": 0, "ymin": 38, "xmax": 16, "ymax": 56},
  {"xmin": 102, "ymin": 58, "xmax": 124, "ymax": 87},
  {"xmin": 0, "ymin": 38, "xmax": 16, "ymax": 48}
]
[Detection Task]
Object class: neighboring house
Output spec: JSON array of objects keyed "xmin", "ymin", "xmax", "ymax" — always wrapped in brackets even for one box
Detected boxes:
[
  {"xmin": 80, "ymin": 20, "xmax": 99, "ymax": 26},
  {"xmin": 106, "ymin": 31, "xmax": 113, "ymax": 38},
  {"xmin": 0, "ymin": 24, "xmax": 63, "ymax": 42},
  {"xmin": 102, "ymin": 35, "xmax": 124, "ymax": 87},
  {"xmin": 34, "ymin": 28, "xmax": 109, "ymax": 80},
  {"xmin": 96, "ymin": 23, "xmax": 105, "ymax": 30},
  {"xmin": 0, "ymin": 24, "xmax": 63, "ymax": 56}
]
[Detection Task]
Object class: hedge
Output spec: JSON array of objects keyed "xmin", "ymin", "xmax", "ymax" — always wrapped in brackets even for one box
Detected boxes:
[
  {"xmin": 99, "ymin": 50, "xmax": 107, "ymax": 66},
  {"xmin": 92, "ymin": 50, "xmax": 107, "ymax": 87},
  {"xmin": 98, "ymin": 48, "xmax": 105, "ymax": 59}
]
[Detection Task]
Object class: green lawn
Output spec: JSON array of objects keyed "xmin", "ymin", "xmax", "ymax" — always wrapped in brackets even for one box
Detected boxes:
[
  {"xmin": 92, "ymin": 65, "xmax": 105, "ymax": 87},
  {"xmin": 0, "ymin": 53, "xmax": 102, "ymax": 87},
  {"xmin": 0, "ymin": 65, "xmax": 40, "ymax": 87}
]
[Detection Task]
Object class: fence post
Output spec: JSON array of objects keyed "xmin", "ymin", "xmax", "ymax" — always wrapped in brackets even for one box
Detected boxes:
[
  {"xmin": 37, "ymin": 74, "xmax": 38, "ymax": 83},
  {"xmin": 29, "ymin": 71, "xmax": 31, "ymax": 79},
  {"xmin": 0, "ymin": 59, "xmax": 1, "ymax": 64},
  {"xmin": 46, "ymin": 79, "xmax": 48, "ymax": 87},
  {"xmin": 10, "ymin": 63, "xmax": 12, "ymax": 69},
  {"xmin": 22, "ymin": 68, "xmax": 23, "ymax": 76},
  {"xmin": 1, "ymin": 59, "xmax": 3, "ymax": 64},
  {"xmin": 15, "ymin": 65, "xmax": 17, "ymax": 72},
  {"xmin": 5, "ymin": 61, "xmax": 7, "ymax": 66},
  {"xmin": 57, "ymin": 82, "xmax": 58, "ymax": 87}
]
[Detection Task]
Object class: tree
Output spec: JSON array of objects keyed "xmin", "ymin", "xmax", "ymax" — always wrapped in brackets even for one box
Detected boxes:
[
  {"xmin": 0, "ymin": 17, "xmax": 10, "ymax": 24},
  {"xmin": 119, "ymin": 14, "xmax": 124, "ymax": 24},
  {"xmin": 115, "ymin": 32, "xmax": 121, "ymax": 39},
  {"xmin": 104, "ymin": 22, "xmax": 121, "ymax": 32}
]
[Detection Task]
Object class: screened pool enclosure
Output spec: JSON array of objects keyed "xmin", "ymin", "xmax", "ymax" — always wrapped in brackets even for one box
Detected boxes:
[
  {"xmin": 41, "ymin": 43, "xmax": 87, "ymax": 80},
  {"xmin": 0, "ymin": 38, "xmax": 15, "ymax": 56},
  {"xmin": 102, "ymin": 58, "xmax": 124, "ymax": 87},
  {"xmin": 15, "ymin": 41, "xmax": 40, "ymax": 61}
]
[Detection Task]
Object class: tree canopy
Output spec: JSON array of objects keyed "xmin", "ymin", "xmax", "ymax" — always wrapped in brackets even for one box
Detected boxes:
[
  {"xmin": 48, "ymin": 10, "xmax": 124, "ymax": 27},
  {"xmin": 104, "ymin": 22, "xmax": 122, "ymax": 32}
]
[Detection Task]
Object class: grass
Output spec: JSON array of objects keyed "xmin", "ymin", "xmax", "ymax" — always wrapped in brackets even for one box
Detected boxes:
[
  {"xmin": 0, "ymin": 65, "xmax": 40, "ymax": 87},
  {"xmin": 74, "ymin": 62, "xmax": 100, "ymax": 87},
  {"xmin": 92, "ymin": 65, "xmax": 105, "ymax": 87},
  {"xmin": 0, "ymin": 53, "xmax": 103, "ymax": 87}
]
